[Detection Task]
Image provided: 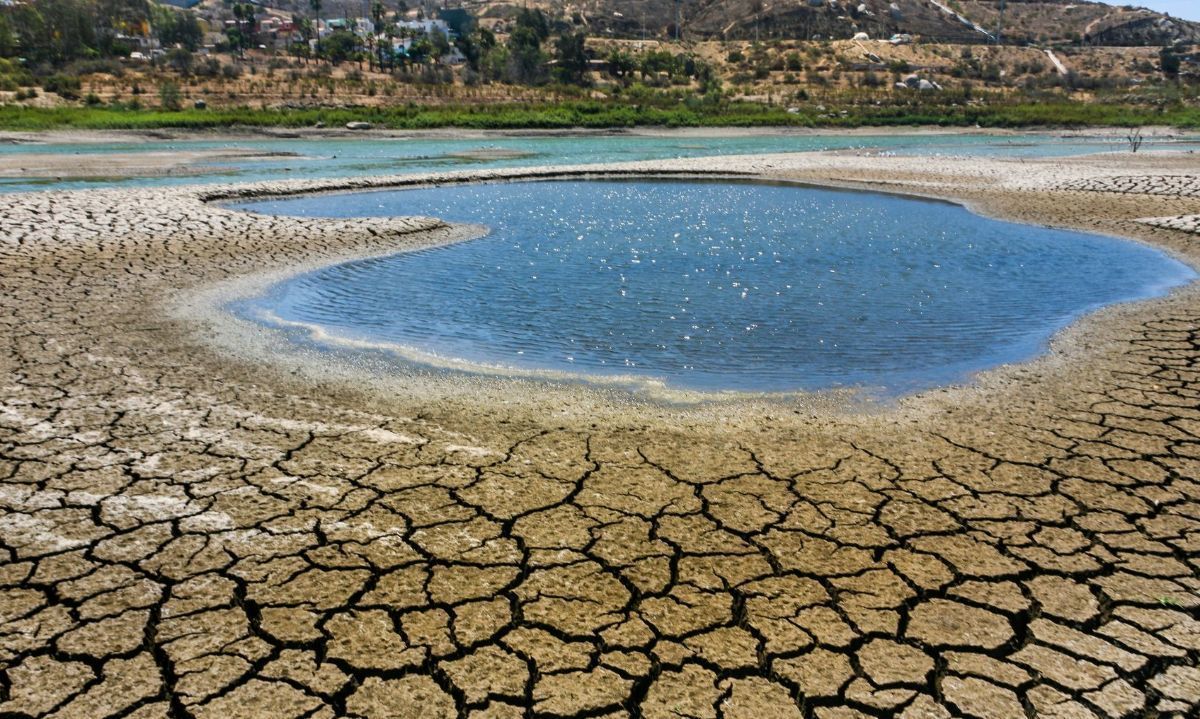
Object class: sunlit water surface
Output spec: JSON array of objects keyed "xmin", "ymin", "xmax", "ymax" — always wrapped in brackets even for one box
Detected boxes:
[{"xmin": 232, "ymin": 180, "xmax": 1196, "ymax": 394}]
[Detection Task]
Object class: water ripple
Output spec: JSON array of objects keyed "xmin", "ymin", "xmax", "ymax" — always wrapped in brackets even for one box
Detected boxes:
[{"xmin": 233, "ymin": 180, "xmax": 1196, "ymax": 394}]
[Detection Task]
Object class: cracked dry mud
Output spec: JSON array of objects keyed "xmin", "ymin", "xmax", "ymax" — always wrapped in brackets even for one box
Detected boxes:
[{"xmin": 1, "ymin": 150, "xmax": 1199, "ymax": 719}]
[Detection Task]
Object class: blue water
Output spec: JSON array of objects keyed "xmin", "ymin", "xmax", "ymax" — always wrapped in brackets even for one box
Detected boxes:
[
  {"xmin": 231, "ymin": 179, "xmax": 1195, "ymax": 395},
  {"xmin": 4, "ymin": 131, "xmax": 1199, "ymax": 194}
]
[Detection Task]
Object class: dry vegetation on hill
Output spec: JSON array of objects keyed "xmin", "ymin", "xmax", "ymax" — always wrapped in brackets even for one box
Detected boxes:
[
  {"xmin": 6, "ymin": 39, "xmax": 1172, "ymax": 112},
  {"xmin": 0, "ymin": 0, "xmax": 1196, "ymax": 127}
]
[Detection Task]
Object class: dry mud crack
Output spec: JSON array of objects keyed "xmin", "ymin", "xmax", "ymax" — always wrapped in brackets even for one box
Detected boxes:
[{"xmin": 1, "ymin": 152, "xmax": 1199, "ymax": 719}]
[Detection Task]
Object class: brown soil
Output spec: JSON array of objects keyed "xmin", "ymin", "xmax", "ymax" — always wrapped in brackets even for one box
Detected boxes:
[{"xmin": 0, "ymin": 150, "xmax": 1198, "ymax": 717}]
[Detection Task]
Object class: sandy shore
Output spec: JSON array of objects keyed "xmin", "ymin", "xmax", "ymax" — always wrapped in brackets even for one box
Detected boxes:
[
  {"xmin": 1, "ymin": 151, "xmax": 1199, "ymax": 718},
  {"xmin": 0, "ymin": 147, "xmax": 302, "ymax": 180}
]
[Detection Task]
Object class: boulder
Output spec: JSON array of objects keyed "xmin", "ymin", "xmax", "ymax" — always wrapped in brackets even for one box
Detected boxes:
[{"xmin": 345, "ymin": 121, "xmax": 373, "ymax": 130}]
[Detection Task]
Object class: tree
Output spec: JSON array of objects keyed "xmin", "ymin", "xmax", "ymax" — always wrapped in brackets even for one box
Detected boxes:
[
  {"xmin": 429, "ymin": 28, "xmax": 451, "ymax": 61},
  {"xmin": 553, "ymin": 31, "xmax": 589, "ymax": 86},
  {"xmin": 607, "ymin": 48, "xmax": 635, "ymax": 79},
  {"xmin": 696, "ymin": 60, "xmax": 720, "ymax": 95},
  {"xmin": 240, "ymin": 3, "xmax": 257, "ymax": 47},
  {"xmin": 638, "ymin": 50, "xmax": 678, "ymax": 80},
  {"xmin": 321, "ymin": 30, "xmax": 357, "ymax": 64},
  {"xmin": 158, "ymin": 81, "xmax": 182, "ymax": 110},
  {"xmin": 310, "ymin": 0, "xmax": 323, "ymax": 59},
  {"xmin": 0, "ymin": 0, "xmax": 165, "ymax": 64},
  {"xmin": 440, "ymin": 7, "xmax": 473, "ymax": 38},
  {"xmin": 7, "ymin": 0, "xmax": 96, "ymax": 65},
  {"xmin": 370, "ymin": 1, "xmax": 388, "ymax": 70},
  {"xmin": 94, "ymin": 0, "xmax": 151, "ymax": 56},
  {"xmin": 1160, "ymin": 46, "xmax": 1181, "ymax": 79},
  {"xmin": 371, "ymin": 1, "xmax": 385, "ymax": 33},
  {"xmin": 0, "ymin": 13, "xmax": 15, "ymax": 57},
  {"xmin": 152, "ymin": 4, "xmax": 202, "ymax": 51},
  {"xmin": 224, "ymin": 26, "xmax": 245, "ymax": 56},
  {"xmin": 228, "ymin": 3, "xmax": 257, "ymax": 57},
  {"xmin": 166, "ymin": 47, "xmax": 193, "ymax": 75},
  {"xmin": 515, "ymin": 8, "xmax": 549, "ymax": 42},
  {"xmin": 295, "ymin": 17, "xmax": 314, "ymax": 64},
  {"xmin": 505, "ymin": 9, "xmax": 549, "ymax": 84}
]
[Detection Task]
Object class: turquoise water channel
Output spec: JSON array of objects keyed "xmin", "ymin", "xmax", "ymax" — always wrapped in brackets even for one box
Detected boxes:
[
  {"xmin": 5, "ymin": 131, "xmax": 1199, "ymax": 193},
  {"xmin": 232, "ymin": 179, "xmax": 1195, "ymax": 395}
]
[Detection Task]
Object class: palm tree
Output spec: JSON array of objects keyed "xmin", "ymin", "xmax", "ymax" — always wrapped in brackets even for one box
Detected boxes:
[
  {"xmin": 310, "ymin": 0, "xmax": 322, "ymax": 60},
  {"xmin": 297, "ymin": 17, "xmax": 314, "ymax": 65},
  {"xmin": 371, "ymin": 1, "xmax": 387, "ymax": 70},
  {"xmin": 230, "ymin": 3, "xmax": 246, "ymax": 58}
]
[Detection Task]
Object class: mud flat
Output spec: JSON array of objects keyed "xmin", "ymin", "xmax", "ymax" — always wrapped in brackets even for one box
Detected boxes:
[
  {"xmin": 1, "ymin": 151, "xmax": 1199, "ymax": 718},
  {"xmin": 0, "ymin": 147, "xmax": 301, "ymax": 180}
]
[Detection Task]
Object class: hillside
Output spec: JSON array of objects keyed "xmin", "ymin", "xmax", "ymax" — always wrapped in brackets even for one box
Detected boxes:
[
  {"xmin": 1, "ymin": 0, "xmax": 1194, "ymax": 126},
  {"xmin": 448, "ymin": 0, "xmax": 1200, "ymax": 45}
]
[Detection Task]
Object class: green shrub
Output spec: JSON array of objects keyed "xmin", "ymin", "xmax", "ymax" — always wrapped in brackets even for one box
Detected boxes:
[
  {"xmin": 158, "ymin": 82, "xmax": 182, "ymax": 111},
  {"xmin": 0, "ymin": 96, "xmax": 1194, "ymax": 132},
  {"xmin": 42, "ymin": 74, "xmax": 82, "ymax": 99}
]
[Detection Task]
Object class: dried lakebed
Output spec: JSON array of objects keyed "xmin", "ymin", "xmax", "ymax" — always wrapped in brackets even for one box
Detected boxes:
[
  {"xmin": 232, "ymin": 178, "xmax": 1195, "ymax": 396},
  {"xmin": 1, "ymin": 151, "xmax": 1199, "ymax": 719}
]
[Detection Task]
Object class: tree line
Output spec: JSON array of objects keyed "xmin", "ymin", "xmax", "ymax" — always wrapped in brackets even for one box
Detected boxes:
[
  {"xmin": 0, "ymin": 0, "xmax": 204, "ymax": 65},
  {"xmin": 0, "ymin": 0, "xmax": 723, "ymax": 98}
]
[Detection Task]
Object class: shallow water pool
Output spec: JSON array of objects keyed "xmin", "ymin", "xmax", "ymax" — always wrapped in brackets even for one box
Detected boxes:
[{"xmin": 232, "ymin": 179, "xmax": 1196, "ymax": 395}]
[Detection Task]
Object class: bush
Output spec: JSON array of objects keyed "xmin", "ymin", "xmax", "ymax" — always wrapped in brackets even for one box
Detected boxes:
[
  {"xmin": 195, "ymin": 58, "xmax": 222, "ymax": 78},
  {"xmin": 158, "ymin": 82, "xmax": 182, "ymax": 110},
  {"xmin": 166, "ymin": 48, "xmax": 194, "ymax": 76},
  {"xmin": 42, "ymin": 74, "xmax": 82, "ymax": 100}
]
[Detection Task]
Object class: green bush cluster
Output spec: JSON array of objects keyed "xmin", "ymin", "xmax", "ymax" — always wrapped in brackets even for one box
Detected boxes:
[
  {"xmin": 0, "ymin": 98, "xmax": 1195, "ymax": 131},
  {"xmin": 41, "ymin": 74, "xmax": 82, "ymax": 99},
  {"xmin": 0, "ymin": 58, "xmax": 34, "ymax": 92}
]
